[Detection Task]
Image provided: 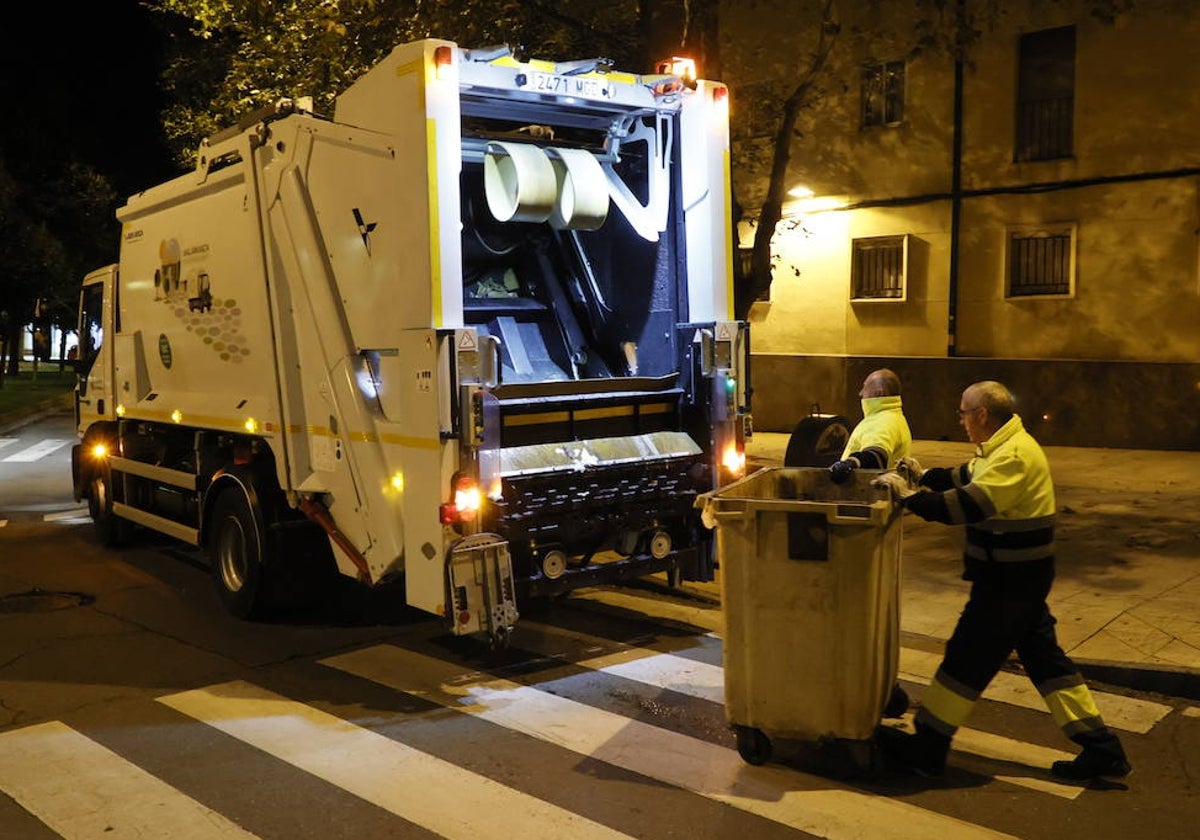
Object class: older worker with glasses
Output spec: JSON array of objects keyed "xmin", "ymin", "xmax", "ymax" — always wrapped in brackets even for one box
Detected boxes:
[{"xmin": 871, "ymin": 380, "xmax": 1131, "ymax": 782}]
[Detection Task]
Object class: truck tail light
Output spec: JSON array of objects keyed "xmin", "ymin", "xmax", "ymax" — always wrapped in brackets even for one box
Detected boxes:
[
  {"xmin": 439, "ymin": 475, "xmax": 482, "ymax": 524},
  {"xmin": 721, "ymin": 442, "xmax": 746, "ymax": 477}
]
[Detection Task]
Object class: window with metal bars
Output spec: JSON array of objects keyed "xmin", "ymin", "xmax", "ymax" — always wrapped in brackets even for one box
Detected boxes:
[
  {"xmin": 1006, "ymin": 225, "xmax": 1075, "ymax": 297},
  {"xmin": 1015, "ymin": 26, "xmax": 1075, "ymax": 162},
  {"xmin": 851, "ymin": 235, "xmax": 907, "ymax": 300},
  {"xmin": 861, "ymin": 61, "xmax": 905, "ymax": 128}
]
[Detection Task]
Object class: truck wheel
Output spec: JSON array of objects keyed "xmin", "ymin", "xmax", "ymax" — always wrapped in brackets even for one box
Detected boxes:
[
  {"xmin": 784, "ymin": 415, "xmax": 851, "ymax": 468},
  {"xmin": 210, "ymin": 487, "xmax": 268, "ymax": 619},
  {"xmin": 735, "ymin": 725, "xmax": 772, "ymax": 766},
  {"xmin": 88, "ymin": 467, "xmax": 126, "ymax": 547}
]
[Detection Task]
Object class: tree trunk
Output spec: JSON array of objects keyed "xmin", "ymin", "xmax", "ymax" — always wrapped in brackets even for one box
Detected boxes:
[{"xmin": 736, "ymin": 0, "xmax": 839, "ymax": 319}]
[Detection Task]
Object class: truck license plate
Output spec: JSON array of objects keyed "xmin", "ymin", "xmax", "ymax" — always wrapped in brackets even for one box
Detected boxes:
[{"xmin": 528, "ymin": 72, "xmax": 610, "ymax": 99}]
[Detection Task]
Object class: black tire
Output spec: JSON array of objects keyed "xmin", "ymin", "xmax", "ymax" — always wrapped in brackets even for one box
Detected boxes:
[
  {"xmin": 209, "ymin": 486, "xmax": 268, "ymax": 619},
  {"xmin": 784, "ymin": 415, "xmax": 852, "ymax": 468},
  {"xmin": 88, "ymin": 466, "xmax": 126, "ymax": 547},
  {"xmin": 735, "ymin": 725, "xmax": 772, "ymax": 766}
]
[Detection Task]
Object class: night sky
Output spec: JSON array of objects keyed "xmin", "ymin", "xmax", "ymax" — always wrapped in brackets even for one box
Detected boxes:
[{"xmin": 0, "ymin": 0, "xmax": 178, "ymax": 199}]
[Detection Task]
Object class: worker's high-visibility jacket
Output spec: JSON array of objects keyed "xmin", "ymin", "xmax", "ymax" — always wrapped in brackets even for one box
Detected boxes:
[
  {"xmin": 839, "ymin": 395, "xmax": 912, "ymax": 470},
  {"xmin": 899, "ymin": 415, "xmax": 1120, "ymax": 749},
  {"xmin": 904, "ymin": 414, "xmax": 1055, "ymax": 580}
]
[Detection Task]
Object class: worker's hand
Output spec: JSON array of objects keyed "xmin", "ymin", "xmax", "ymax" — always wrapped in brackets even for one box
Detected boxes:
[
  {"xmin": 829, "ymin": 457, "xmax": 859, "ymax": 484},
  {"xmin": 871, "ymin": 471, "xmax": 918, "ymax": 500},
  {"xmin": 897, "ymin": 456, "xmax": 924, "ymax": 483}
]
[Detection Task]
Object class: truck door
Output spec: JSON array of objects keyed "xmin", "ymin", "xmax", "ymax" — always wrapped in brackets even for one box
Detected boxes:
[{"xmin": 76, "ymin": 266, "xmax": 116, "ymax": 429}]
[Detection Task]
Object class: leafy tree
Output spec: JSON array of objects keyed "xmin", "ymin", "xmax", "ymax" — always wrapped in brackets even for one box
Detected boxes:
[
  {"xmin": 147, "ymin": 0, "xmax": 713, "ymax": 166},
  {"xmin": 0, "ymin": 154, "xmax": 117, "ymax": 376}
]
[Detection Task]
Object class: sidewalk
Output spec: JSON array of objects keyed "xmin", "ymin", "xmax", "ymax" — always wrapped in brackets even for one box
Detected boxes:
[{"xmin": 718, "ymin": 433, "xmax": 1200, "ymax": 701}]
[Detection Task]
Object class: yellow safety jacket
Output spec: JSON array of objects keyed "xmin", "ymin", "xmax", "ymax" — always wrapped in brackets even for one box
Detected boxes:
[
  {"xmin": 840, "ymin": 395, "xmax": 912, "ymax": 469},
  {"xmin": 940, "ymin": 414, "xmax": 1057, "ymax": 568}
]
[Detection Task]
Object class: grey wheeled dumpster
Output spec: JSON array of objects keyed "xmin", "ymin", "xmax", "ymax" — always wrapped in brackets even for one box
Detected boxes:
[{"xmin": 699, "ymin": 466, "xmax": 903, "ymax": 773}]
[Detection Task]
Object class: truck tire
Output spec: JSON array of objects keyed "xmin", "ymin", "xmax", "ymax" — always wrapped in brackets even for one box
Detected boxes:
[
  {"xmin": 210, "ymin": 486, "xmax": 268, "ymax": 619},
  {"xmin": 783, "ymin": 415, "xmax": 852, "ymax": 468},
  {"xmin": 88, "ymin": 466, "xmax": 126, "ymax": 547}
]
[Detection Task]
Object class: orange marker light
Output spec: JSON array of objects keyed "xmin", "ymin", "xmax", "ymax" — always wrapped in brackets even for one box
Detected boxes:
[
  {"xmin": 656, "ymin": 56, "xmax": 697, "ymax": 82},
  {"xmin": 434, "ymin": 45, "xmax": 454, "ymax": 80},
  {"xmin": 721, "ymin": 442, "xmax": 746, "ymax": 476}
]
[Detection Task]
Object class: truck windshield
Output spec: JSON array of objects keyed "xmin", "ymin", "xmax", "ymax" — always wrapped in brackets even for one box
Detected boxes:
[{"xmin": 78, "ymin": 282, "xmax": 105, "ymax": 372}]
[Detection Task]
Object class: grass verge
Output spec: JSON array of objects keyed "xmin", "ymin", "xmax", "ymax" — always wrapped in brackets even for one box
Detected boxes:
[{"xmin": 0, "ymin": 365, "xmax": 75, "ymax": 418}]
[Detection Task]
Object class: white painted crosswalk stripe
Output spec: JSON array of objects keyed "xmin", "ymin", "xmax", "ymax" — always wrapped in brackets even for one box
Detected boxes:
[
  {"xmin": 43, "ymin": 507, "xmax": 91, "ymax": 524},
  {"xmin": 522, "ymin": 622, "xmax": 1085, "ymax": 799},
  {"xmin": 899, "ymin": 647, "xmax": 1171, "ymax": 734},
  {"xmin": 2, "ymin": 438, "xmax": 71, "ymax": 462},
  {"xmin": 158, "ymin": 680, "xmax": 640, "ymax": 840},
  {"xmin": 324, "ymin": 644, "xmax": 1020, "ymax": 840},
  {"xmin": 0, "ymin": 437, "xmax": 18, "ymax": 451},
  {"xmin": 0, "ymin": 720, "xmax": 261, "ymax": 839},
  {"xmin": 577, "ymin": 646, "xmax": 726, "ymax": 704}
]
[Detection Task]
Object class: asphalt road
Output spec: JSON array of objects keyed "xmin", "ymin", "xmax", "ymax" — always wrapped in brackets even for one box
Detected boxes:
[{"xmin": 2, "ymin": 414, "xmax": 1200, "ymax": 840}]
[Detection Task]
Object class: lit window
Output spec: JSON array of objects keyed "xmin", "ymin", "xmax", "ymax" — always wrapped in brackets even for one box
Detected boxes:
[
  {"xmin": 861, "ymin": 61, "xmax": 905, "ymax": 128},
  {"xmin": 1006, "ymin": 224, "xmax": 1076, "ymax": 297},
  {"xmin": 851, "ymin": 235, "xmax": 907, "ymax": 301}
]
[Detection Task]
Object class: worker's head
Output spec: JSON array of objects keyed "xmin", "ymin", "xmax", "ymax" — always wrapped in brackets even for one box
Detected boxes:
[
  {"xmin": 859, "ymin": 368, "xmax": 901, "ymax": 399},
  {"xmin": 959, "ymin": 380, "xmax": 1015, "ymax": 443}
]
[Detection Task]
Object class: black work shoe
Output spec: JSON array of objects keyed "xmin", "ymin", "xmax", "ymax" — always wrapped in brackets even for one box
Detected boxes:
[
  {"xmin": 1050, "ymin": 749, "xmax": 1132, "ymax": 781},
  {"xmin": 875, "ymin": 726, "xmax": 948, "ymax": 779}
]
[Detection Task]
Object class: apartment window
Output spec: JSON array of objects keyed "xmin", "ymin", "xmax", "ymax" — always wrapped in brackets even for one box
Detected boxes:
[
  {"xmin": 1006, "ymin": 224, "xmax": 1075, "ymax": 297},
  {"xmin": 862, "ymin": 61, "xmax": 905, "ymax": 128},
  {"xmin": 1015, "ymin": 26, "xmax": 1075, "ymax": 161},
  {"xmin": 851, "ymin": 235, "xmax": 907, "ymax": 300}
]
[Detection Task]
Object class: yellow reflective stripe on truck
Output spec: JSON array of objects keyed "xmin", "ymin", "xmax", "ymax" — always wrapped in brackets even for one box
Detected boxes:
[
  {"xmin": 286, "ymin": 426, "xmax": 441, "ymax": 450},
  {"xmin": 427, "ymin": 116, "xmax": 442, "ymax": 326},
  {"xmin": 723, "ymin": 147, "xmax": 735, "ymax": 319},
  {"xmin": 503, "ymin": 402, "xmax": 675, "ymax": 427},
  {"xmin": 123, "ymin": 408, "xmax": 266, "ymax": 434}
]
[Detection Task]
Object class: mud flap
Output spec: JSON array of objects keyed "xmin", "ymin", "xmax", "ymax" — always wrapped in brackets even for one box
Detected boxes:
[{"xmin": 447, "ymin": 533, "xmax": 519, "ymax": 644}]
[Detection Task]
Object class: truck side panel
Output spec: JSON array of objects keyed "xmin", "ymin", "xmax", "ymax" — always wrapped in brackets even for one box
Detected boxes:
[{"xmin": 115, "ymin": 163, "xmax": 283, "ymax": 448}]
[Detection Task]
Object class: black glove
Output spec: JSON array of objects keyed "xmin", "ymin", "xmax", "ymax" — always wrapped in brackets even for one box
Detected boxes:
[{"xmin": 829, "ymin": 457, "xmax": 859, "ymax": 484}]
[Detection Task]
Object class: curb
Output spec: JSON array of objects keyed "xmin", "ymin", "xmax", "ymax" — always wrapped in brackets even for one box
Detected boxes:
[
  {"xmin": 1074, "ymin": 658, "xmax": 1200, "ymax": 703},
  {"xmin": 0, "ymin": 391, "xmax": 74, "ymax": 435}
]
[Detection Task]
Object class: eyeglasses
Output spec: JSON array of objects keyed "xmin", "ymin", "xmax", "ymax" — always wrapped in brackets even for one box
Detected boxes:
[{"xmin": 956, "ymin": 406, "xmax": 982, "ymax": 418}]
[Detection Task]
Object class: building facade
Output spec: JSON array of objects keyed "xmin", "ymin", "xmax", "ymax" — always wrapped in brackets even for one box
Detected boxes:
[{"xmin": 721, "ymin": 0, "xmax": 1200, "ymax": 449}]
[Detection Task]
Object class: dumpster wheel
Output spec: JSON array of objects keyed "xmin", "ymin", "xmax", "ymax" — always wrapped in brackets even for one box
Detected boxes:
[{"xmin": 734, "ymin": 726, "xmax": 772, "ymax": 766}]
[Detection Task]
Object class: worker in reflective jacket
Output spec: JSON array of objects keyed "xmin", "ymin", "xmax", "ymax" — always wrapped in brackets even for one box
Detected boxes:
[
  {"xmin": 873, "ymin": 380, "xmax": 1131, "ymax": 782},
  {"xmin": 828, "ymin": 368, "xmax": 913, "ymax": 483},
  {"xmin": 829, "ymin": 368, "xmax": 914, "ymax": 720}
]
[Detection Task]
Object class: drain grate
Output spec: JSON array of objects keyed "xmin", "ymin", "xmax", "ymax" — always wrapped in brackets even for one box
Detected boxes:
[{"xmin": 0, "ymin": 589, "xmax": 95, "ymax": 614}]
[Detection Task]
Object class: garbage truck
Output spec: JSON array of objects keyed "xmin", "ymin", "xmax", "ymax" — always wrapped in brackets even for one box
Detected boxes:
[{"xmin": 70, "ymin": 39, "xmax": 748, "ymax": 646}]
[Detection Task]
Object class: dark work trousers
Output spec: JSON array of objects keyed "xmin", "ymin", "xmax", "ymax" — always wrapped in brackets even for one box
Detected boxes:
[{"xmin": 920, "ymin": 559, "xmax": 1125, "ymax": 758}]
